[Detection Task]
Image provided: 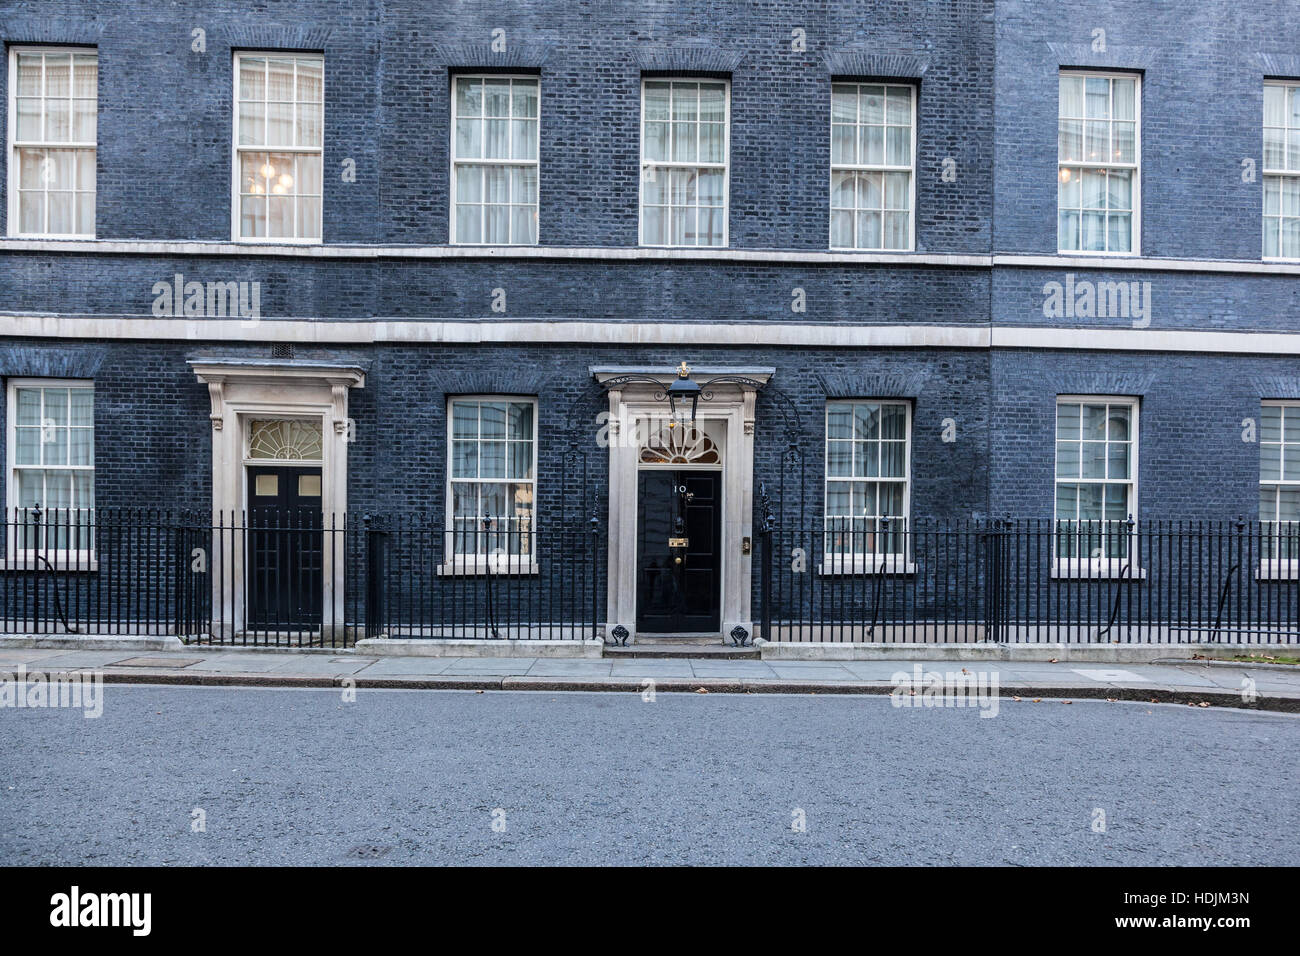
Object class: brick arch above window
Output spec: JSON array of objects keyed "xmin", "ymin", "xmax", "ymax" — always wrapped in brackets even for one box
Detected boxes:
[{"xmin": 815, "ymin": 370, "xmax": 929, "ymax": 399}]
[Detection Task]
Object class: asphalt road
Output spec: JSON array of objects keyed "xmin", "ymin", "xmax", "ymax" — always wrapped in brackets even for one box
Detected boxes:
[{"xmin": 2, "ymin": 685, "xmax": 1297, "ymax": 865}]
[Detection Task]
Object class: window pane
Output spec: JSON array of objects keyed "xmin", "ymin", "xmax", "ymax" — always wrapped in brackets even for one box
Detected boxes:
[
  {"xmin": 1111, "ymin": 77, "xmax": 1135, "ymax": 120},
  {"xmin": 456, "ymin": 117, "xmax": 481, "ymax": 159},
  {"xmin": 507, "ymin": 402, "xmax": 533, "ymax": 441},
  {"xmin": 1056, "ymin": 403, "xmax": 1081, "ymax": 441},
  {"xmin": 861, "ymin": 124, "xmax": 884, "ymax": 165},
  {"xmin": 297, "ymin": 100, "xmax": 323, "ymax": 148},
  {"xmin": 1265, "ymin": 128, "xmax": 1286, "ymax": 170},
  {"xmin": 827, "ymin": 442, "xmax": 852, "ymax": 477},
  {"xmin": 240, "ymin": 57, "xmax": 266, "ymax": 100},
  {"xmin": 14, "ymin": 427, "xmax": 40, "ymax": 466},
  {"xmin": 1082, "ymin": 441, "xmax": 1106, "ymax": 479},
  {"xmin": 1082, "ymin": 405, "xmax": 1108, "ymax": 441},
  {"xmin": 452, "ymin": 440, "xmax": 477, "ymax": 478},
  {"xmin": 856, "ymin": 210, "xmax": 882, "ymax": 249},
  {"xmin": 481, "ymin": 78, "xmax": 509, "ymax": 117},
  {"xmin": 1059, "ymin": 74, "xmax": 1084, "ymax": 116},
  {"xmin": 1107, "ymin": 441, "xmax": 1130, "ymax": 479},
  {"xmin": 854, "ymin": 442, "xmax": 876, "ymax": 477},
  {"xmin": 881, "ymin": 442, "xmax": 905, "ymax": 478},
  {"xmin": 69, "ymin": 427, "xmax": 93, "ymax": 466},
  {"xmin": 880, "ymin": 404, "xmax": 906, "ymax": 439},
  {"xmin": 827, "ymin": 404, "xmax": 852, "ymax": 439},
  {"xmin": 1262, "ymin": 442, "xmax": 1282, "ymax": 482},
  {"xmin": 456, "ymin": 77, "xmax": 482, "ymax": 117},
  {"xmin": 1085, "ymin": 77, "xmax": 1110, "ymax": 118},
  {"xmin": 511, "ymin": 118, "xmax": 537, "ymax": 160},
  {"xmin": 16, "ymin": 53, "xmax": 41, "ymax": 96},
  {"xmin": 831, "ymin": 124, "xmax": 855, "ymax": 165},
  {"xmin": 451, "ymin": 403, "xmax": 478, "ymax": 438},
  {"xmin": 854, "ymin": 403, "xmax": 880, "ymax": 440},
  {"xmin": 267, "ymin": 58, "xmax": 295, "ymax": 100},
  {"xmin": 1059, "ymin": 120, "xmax": 1083, "ymax": 162},
  {"xmin": 1056, "ymin": 441, "xmax": 1080, "ymax": 478},
  {"xmin": 513, "ymin": 80, "xmax": 538, "ymax": 118},
  {"xmin": 296, "ymin": 58, "xmax": 323, "ymax": 102},
  {"xmin": 1284, "ymin": 443, "xmax": 1300, "ymax": 481},
  {"xmin": 830, "ymin": 210, "xmax": 853, "ymax": 247},
  {"xmin": 699, "ymin": 84, "xmax": 725, "ymax": 123},
  {"xmin": 861, "ymin": 87, "xmax": 884, "ymax": 124},
  {"xmin": 831, "ymin": 87, "xmax": 856, "ymax": 123},
  {"xmin": 644, "ymin": 82, "xmax": 670, "ymax": 121}
]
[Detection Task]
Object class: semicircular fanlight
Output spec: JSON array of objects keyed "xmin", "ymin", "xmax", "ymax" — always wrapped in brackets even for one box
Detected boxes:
[
  {"xmin": 248, "ymin": 419, "xmax": 324, "ymax": 461},
  {"xmin": 639, "ymin": 423, "xmax": 721, "ymax": 465}
]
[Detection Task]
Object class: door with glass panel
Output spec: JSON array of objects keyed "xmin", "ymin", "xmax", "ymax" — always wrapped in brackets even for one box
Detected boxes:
[{"xmin": 243, "ymin": 419, "xmax": 324, "ymax": 629}]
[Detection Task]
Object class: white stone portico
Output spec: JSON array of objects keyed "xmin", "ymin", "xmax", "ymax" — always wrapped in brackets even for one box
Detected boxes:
[
  {"xmin": 189, "ymin": 359, "xmax": 366, "ymax": 635},
  {"xmin": 592, "ymin": 365, "xmax": 773, "ymax": 642}
]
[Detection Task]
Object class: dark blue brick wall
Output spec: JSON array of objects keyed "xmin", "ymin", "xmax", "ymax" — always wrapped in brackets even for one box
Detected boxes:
[
  {"xmin": 0, "ymin": 0, "xmax": 993, "ymax": 251},
  {"xmin": 990, "ymin": 349, "xmax": 1300, "ymax": 521},
  {"xmin": 995, "ymin": 0, "xmax": 1300, "ymax": 260},
  {"xmin": 0, "ymin": 339, "xmax": 990, "ymax": 529}
]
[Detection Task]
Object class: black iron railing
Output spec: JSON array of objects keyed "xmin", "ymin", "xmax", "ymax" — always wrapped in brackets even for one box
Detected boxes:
[
  {"xmin": 756, "ymin": 518, "xmax": 1300, "ymax": 643},
  {"xmin": 5, "ymin": 510, "xmax": 1298, "ymax": 645},
  {"xmin": 0, "ymin": 509, "xmax": 603, "ymax": 647}
]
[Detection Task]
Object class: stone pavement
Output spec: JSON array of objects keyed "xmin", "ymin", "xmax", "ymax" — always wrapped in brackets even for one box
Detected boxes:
[{"xmin": 1, "ymin": 646, "xmax": 1297, "ymax": 711}]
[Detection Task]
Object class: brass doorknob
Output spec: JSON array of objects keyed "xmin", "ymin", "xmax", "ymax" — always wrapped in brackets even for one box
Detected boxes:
[{"xmin": 674, "ymin": 556, "xmax": 683, "ymax": 565}]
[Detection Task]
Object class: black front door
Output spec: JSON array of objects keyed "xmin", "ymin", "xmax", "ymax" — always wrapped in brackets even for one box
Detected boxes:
[
  {"xmin": 636, "ymin": 470, "xmax": 722, "ymax": 633},
  {"xmin": 246, "ymin": 466, "xmax": 323, "ymax": 628}
]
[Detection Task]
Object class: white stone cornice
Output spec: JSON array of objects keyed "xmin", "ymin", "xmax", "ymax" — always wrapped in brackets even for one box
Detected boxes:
[
  {"xmin": 3, "ymin": 238, "xmax": 1299, "ymax": 275},
  {"xmin": 8, "ymin": 314, "xmax": 1300, "ymax": 356}
]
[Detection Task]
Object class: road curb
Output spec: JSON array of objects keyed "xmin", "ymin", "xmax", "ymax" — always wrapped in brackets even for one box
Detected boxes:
[{"xmin": 15, "ymin": 668, "xmax": 1299, "ymax": 713}]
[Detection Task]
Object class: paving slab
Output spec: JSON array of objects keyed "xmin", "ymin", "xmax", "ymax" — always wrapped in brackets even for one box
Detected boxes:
[
  {"xmin": 107, "ymin": 656, "xmax": 200, "ymax": 669},
  {"xmin": 186, "ymin": 654, "xmax": 299, "ymax": 673},
  {"xmin": 440, "ymin": 657, "xmax": 537, "ymax": 675},
  {"xmin": 767, "ymin": 663, "xmax": 859, "ymax": 681},
  {"xmin": 0, "ymin": 649, "xmax": 61, "ymax": 664},
  {"xmin": 355, "ymin": 657, "xmax": 459, "ymax": 676},
  {"xmin": 266, "ymin": 656, "xmax": 376, "ymax": 676},
  {"xmin": 688, "ymin": 660, "xmax": 779, "ymax": 679},
  {"xmin": 609, "ymin": 659, "xmax": 695, "ymax": 678},
  {"xmin": 525, "ymin": 660, "xmax": 615, "ymax": 677},
  {"xmin": 21, "ymin": 651, "xmax": 129, "ymax": 669}
]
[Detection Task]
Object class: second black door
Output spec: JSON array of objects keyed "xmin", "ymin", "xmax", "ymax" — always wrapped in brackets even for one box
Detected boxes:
[
  {"xmin": 636, "ymin": 470, "xmax": 722, "ymax": 632},
  {"xmin": 246, "ymin": 465, "xmax": 323, "ymax": 628}
]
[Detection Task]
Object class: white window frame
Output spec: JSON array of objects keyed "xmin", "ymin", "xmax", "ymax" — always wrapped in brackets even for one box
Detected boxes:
[
  {"xmin": 1259, "ymin": 400, "xmax": 1300, "ymax": 578},
  {"xmin": 4, "ymin": 377, "xmax": 95, "ymax": 568},
  {"xmin": 638, "ymin": 77, "xmax": 731, "ymax": 248},
  {"xmin": 1263, "ymin": 80, "xmax": 1300, "ymax": 261},
  {"xmin": 820, "ymin": 399, "xmax": 913, "ymax": 575},
  {"xmin": 1057, "ymin": 70, "xmax": 1141, "ymax": 256},
  {"xmin": 449, "ymin": 74, "xmax": 540, "ymax": 246},
  {"xmin": 829, "ymin": 81, "xmax": 917, "ymax": 251},
  {"xmin": 230, "ymin": 51, "xmax": 324, "ymax": 244},
  {"xmin": 441, "ymin": 395, "xmax": 539, "ymax": 576},
  {"xmin": 1052, "ymin": 395, "xmax": 1141, "ymax": 578},
  {"xmin": 6, "ymin": 46, "xmax": 98, "ymax": 239}
]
